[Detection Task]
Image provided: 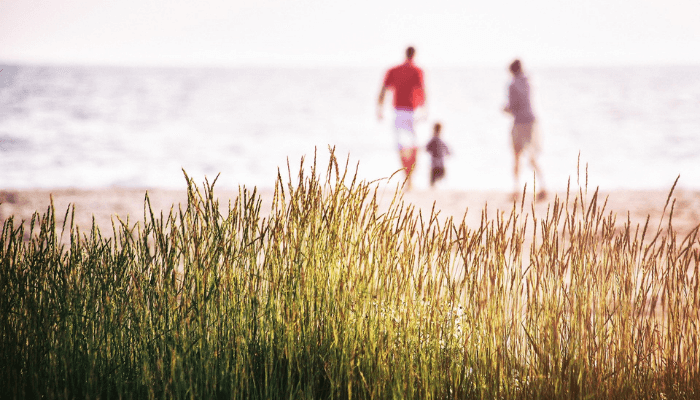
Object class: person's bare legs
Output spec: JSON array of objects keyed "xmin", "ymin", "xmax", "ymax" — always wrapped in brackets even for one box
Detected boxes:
[
  {"xmin": 529, "ymin": 153, "xmax": 547, "ymax": 201},
  {"xmin": 512, "ymin": 150, "xmax": 522, "ymax": 201},
  {"xmin": 513, "ymin": 149, "xmax": 546, "ymax": 202},
  {"xmin": 400, "ymin": 147, "xmax": 417, "ymax": 190}
]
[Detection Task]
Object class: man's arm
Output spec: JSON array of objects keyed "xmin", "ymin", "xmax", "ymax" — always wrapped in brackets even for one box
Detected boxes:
[
  {"xmin": 377, "ymin": 85, "xmax": 387, "ymax": 120},
  {"xmin": 504, "ymin": 83, "xmax": 516, "ymax": 114},
  {"xmin": 413, "ymin": 69, "xmax": 427, "ymax": 122},
  {"xmin": 418, "ymin": 70, "xmax": 426, "ymax": 105}
]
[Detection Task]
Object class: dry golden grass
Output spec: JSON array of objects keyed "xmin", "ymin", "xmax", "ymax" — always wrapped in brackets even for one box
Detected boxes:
[{"xmin": 1, "ymin": 150, "xmax": 698, "ymax": 399}]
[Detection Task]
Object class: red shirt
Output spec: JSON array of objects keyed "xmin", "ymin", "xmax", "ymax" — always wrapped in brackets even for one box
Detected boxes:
[{"xmin": 383, "ymin": 61, "xmax": 425, "ymax": 111}]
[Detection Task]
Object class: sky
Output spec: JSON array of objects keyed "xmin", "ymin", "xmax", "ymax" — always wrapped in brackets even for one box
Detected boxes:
[{"xmin": 1, "ymin": 0, "xmax": 700, "ymax": 68}]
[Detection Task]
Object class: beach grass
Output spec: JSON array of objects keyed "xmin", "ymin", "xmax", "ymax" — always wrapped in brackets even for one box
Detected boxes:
[{"xmin": 1, "ymin": 151, "xmax": 699, "ymax": 399}]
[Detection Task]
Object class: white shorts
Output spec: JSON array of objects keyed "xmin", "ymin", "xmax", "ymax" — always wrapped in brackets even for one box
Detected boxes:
[{"xmin": 394, "ymin": 109, "xmax": 416, "ymax": 150}]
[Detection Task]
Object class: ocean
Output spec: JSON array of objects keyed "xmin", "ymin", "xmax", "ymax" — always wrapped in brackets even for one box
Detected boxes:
[{"xmin": 1, "ymin": 64, "xmax": 699, "ymax": 192}]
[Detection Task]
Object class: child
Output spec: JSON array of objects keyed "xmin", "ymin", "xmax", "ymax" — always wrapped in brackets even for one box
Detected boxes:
[{"xmin": 425, "ymin": 122, "xmax": 451, "ymax": 187}]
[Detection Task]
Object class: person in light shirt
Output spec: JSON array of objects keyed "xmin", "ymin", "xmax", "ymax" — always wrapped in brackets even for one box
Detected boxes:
[
  {"xmin": 503, "ymin": 59, "xmax": 546, "ymax": 201},
  {"xmin": 377, "ymin": 46, "xmax": 426, "ymax": 190}
]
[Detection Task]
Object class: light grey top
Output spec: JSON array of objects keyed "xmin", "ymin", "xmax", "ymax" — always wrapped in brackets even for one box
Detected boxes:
[{"xmin": 507, "ymin": 74, "xmax": 535, "ymax": 124}]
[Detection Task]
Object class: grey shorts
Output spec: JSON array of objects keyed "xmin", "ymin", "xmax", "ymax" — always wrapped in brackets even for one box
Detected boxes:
[{"xmin": 511, "ymin": 122, "xmax": 536, "ymax": 154}]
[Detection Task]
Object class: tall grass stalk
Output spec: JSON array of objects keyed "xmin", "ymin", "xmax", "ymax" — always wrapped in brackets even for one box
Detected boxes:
[{"xmin": 1, "ymin": 151, "xmax": 699, "ymax": 399}]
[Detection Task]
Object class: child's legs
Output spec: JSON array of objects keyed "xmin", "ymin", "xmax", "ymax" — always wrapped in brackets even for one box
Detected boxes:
[{"xmin": 430, "ymin": 166, "xmax": 445, "ymax": 186}]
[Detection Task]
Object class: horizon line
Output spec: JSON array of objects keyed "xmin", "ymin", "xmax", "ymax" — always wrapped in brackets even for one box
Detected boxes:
[{"xmin": 1, "ymin": 58, "xmax": 699, "ymax": 70}]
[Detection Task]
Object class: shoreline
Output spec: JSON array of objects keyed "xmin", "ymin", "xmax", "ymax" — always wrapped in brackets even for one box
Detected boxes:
[{"xmin": 1, "ymin": 187, "xmax": 699, "ymax": 240}]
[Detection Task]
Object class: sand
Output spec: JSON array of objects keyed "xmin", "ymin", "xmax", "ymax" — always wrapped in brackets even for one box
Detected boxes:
[{"xmin": 1, "ymin": 186, "xmax": 699, "ymax": 241}]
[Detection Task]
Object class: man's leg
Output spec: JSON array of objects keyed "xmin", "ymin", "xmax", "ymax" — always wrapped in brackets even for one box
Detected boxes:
[
  {"xmin": 529, "ymin": 153, "xmax": 547, "ymax": 200},
  {"xmin": 395, "ymin": 109, "xmax": 417, "ymax": 189},
  {"xmin": 513, "ymin": 150, "xmax": 522, "ymax": 199},
  {"xmin": 400, "ymin": 147, "xmax": 417, "ymax": 189}
]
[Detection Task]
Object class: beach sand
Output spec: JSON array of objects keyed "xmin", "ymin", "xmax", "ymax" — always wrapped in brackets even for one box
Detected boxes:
[{"xmin": 1, "ymin": 186, "xmax": 699, "ymax": 241}]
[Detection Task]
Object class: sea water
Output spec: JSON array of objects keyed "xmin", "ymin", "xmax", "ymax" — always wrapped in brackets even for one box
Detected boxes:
[{"xmin": 0, "ymin": 64, "xmax": 698, "ymax": 191}]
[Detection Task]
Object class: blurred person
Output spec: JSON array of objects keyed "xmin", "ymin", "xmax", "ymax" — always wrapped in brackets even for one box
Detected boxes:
[
  {"xmin": 503, "ymin": 59, "xmax": 546, "ymax": 201},
  {"xmin": 377, "ymin": 46, "xmax": 426, "ymax": 190},
  {"xmin": 425, "ymin": 122, "xmax": 450, "ymax": 187}
]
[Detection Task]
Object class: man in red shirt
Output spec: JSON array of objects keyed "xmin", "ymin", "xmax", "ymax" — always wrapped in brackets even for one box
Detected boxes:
[{"xmin": 377, "ymin": 46, "xmax": 426, "ymax": 189}]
